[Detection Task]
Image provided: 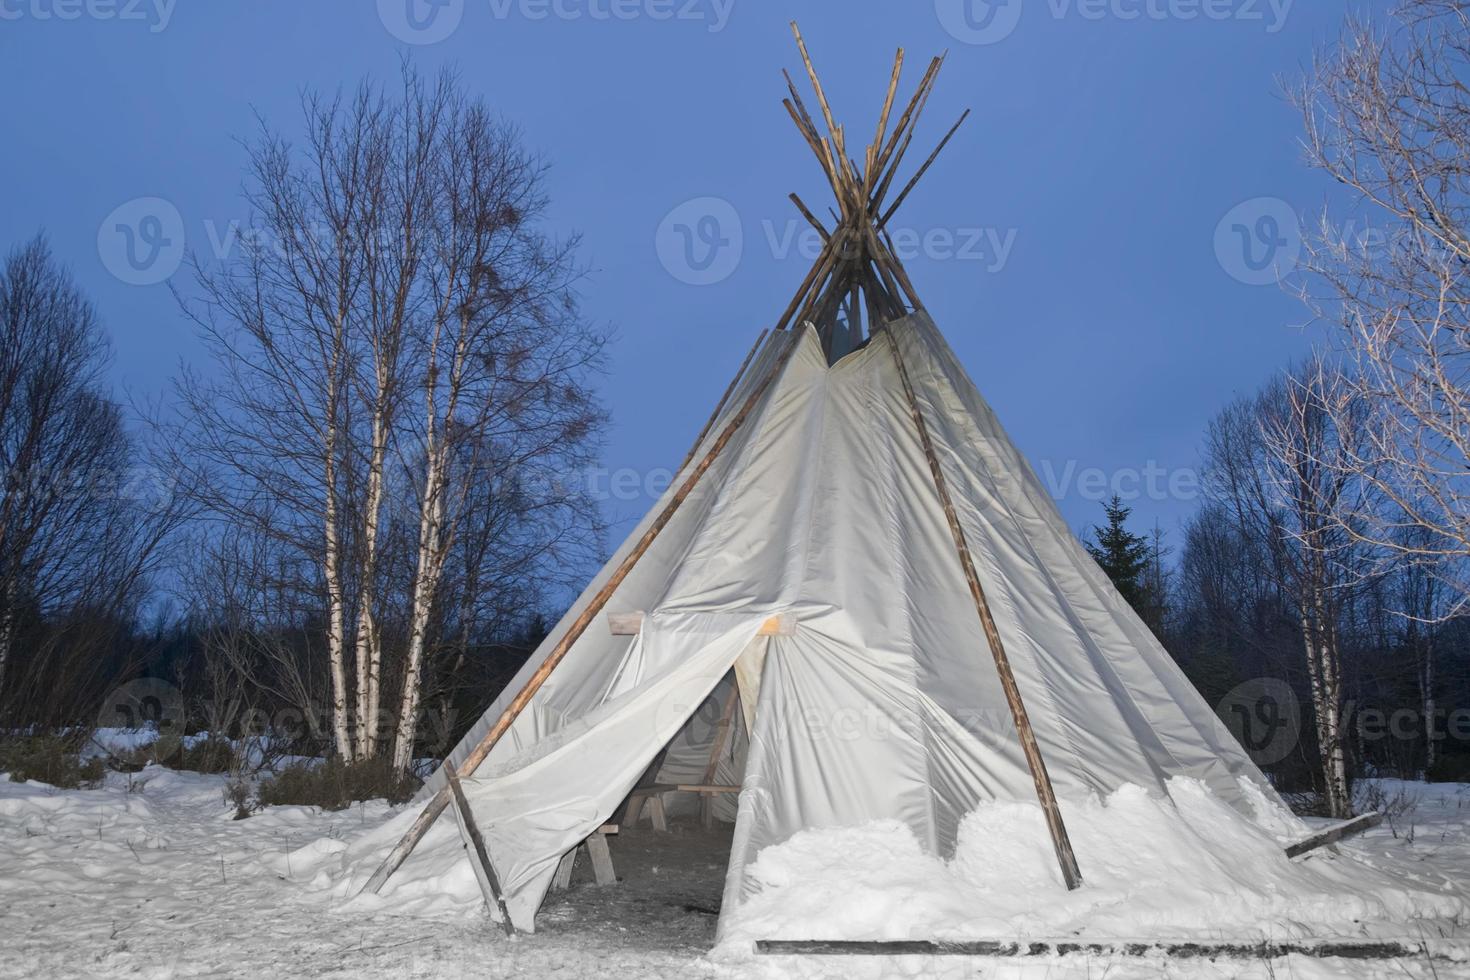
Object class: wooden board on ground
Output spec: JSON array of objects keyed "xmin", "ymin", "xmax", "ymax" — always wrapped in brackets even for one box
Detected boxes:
[
  {"xmin": 754, "ymin": 939, "xmax": 1431, "ymax": 960},
  {"xmin": 1285, "ymin": 811, "xmax": 1385, "ymax": 859}
]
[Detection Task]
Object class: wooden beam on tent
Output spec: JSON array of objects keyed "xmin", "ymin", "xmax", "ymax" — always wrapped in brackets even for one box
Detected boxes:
[
  {"xmin": 606, "ymin": 612, "xmax": 794, "ymax": 637},
  {"xmin": 360, "ymin": 316, "xmax": 808, "ymax": 898},
  {"xmin": 789, "ymin": 193, "xmax": 830, "ymax": 241},
  {"xmin": 1285, "ymin": 811, "xmax": 1384, "ymax": 859},
  {"xmin": 790, "ymin": 23, "xmax": 844, "ymax": 170},
  {"xmin": 612, "ymin": 745, "xmax": 669, "ymax": 828},
  {"xmin": 442, "ymin": 761, "xmax": 515, "ymax": 937},
  {"xmin": 865, "ymin": 48, "xmax": 905, "ymax": 196},
  {"xmin": 870, "ymin": 56, "xmax": 945, "ymax": 208},
  {"xmin": 886, "ymin": 327, "xmax": 1084, "ymax": 893},
  {"xmin": 774, "ymin": 228, "xmax": 848, "ymax": 334},
  {"xmin": 782, "ymin": 99, "xmax": 841, "ymax": 201},
  {"xmin": 754, "ymin": 939, "xmax": 1435, "ymax": 961},
  {"xmin": 879, "ymin": 109, "xmax": 971, "ymax": 229},
  {"xmin": 700, "ymin": 685, "xmax": 740, "ymax": 828}
]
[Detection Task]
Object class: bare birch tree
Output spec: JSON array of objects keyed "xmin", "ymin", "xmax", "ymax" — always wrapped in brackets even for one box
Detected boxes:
[
  {"xmin": 387, "ymin": 79, "xmax": 606, "ymax": 775},
  {"xmin": 1296, "ymin": 0, "xmax": 1470, "ymax": 615},
  {"xmin": 1204, "ymin": 359, "xmax": 1370, "ymax": 817},
  {"xmin": 173, "ymin": 85, "xmax": 388, "ymax": 759},
  {"xmin": 174, "ymin": 67, "xmax": 605, "ymax": 769}
]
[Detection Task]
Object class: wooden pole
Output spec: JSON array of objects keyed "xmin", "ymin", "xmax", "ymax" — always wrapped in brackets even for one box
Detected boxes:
[
  {"xmin": 869, "ymin": 56, "xmax": 944, "ymax": 204},
  {"xmin": 700, "ymin": 685, "xmax": 740, "ymax": 828},
  {"xmin": 443, "ymin": 761, "xmax": 515, "ymax": 936},
  {"xmin": 1285, "ymin": 811, "xmax": 1384, "ymax": 859},
  {"xmin": 866, "ymin": 48, "xmax": 905, "ymax": 196},
  {"xmin": 789, "ymin": 193, "xmax": 831, "ymax": 240},
  {"xmin": 879, "ymin": 109, "xmax": 971, "ymax": 229},
  {"xmin": 361, "ymin": 321, "xmax": 808, "ymax": 898},
  {"xmin": 886, "ymin": 326, "xmax": 1083, "ymax": 892}
]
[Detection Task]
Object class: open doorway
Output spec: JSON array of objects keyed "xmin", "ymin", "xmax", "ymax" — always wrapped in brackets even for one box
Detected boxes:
[{"xmin": 535, "ymin": 668, "xmax": 750, "ymax": 949}]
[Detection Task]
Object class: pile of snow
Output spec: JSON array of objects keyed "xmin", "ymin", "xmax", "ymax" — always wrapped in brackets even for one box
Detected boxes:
[{"xmin": 716, "ymin": 778, "xmax": 1468, "ymax": 951}]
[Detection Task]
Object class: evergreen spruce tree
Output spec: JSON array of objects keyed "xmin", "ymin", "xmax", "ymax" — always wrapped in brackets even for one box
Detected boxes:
[{"xmin": 1087, "ymin": 495, "xmax": 1152, "ymax": 618}]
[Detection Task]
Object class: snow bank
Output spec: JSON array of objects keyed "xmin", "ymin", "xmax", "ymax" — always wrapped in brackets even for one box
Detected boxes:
[
  {"xmin": 1, "ymin": 765, "xmax": 1464, "ymax": 979},
  {"xmin": 716, "ymin": 778, "xmax": 1468, "ymax": 951}
]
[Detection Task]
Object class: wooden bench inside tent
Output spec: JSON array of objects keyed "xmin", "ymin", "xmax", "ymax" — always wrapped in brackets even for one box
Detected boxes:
[
  {"xmin": 550, "ymin": 824, "xmax": 620, "ymax": 890},
  {"xmin": 606, "ymin": 611, "xmax": 774, "ymax": 835},
  {"xmin": 625, "ymin": 783, "xmax": 743, "ymax": 832},
  {"xmin": 623, "ymin": 676, "xmax": 745, "ymax": 832}
]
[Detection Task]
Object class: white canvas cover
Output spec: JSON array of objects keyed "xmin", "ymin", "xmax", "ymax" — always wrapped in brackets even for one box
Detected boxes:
[{"xmin": 405, "ymin": 314, "xmax": 1283, "ymax": 934}]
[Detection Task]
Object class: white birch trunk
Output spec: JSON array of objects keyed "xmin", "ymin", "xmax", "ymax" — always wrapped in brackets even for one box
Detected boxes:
[
  {"xmin": 1298, "ymin": 612, "xmax": 1332, "ymax": 776},
  {"xmin": 0, "ymin": 591, "xmax": 13, "ymax": 702},
  {"xmin": 352, "ymin": 403, "xmax": 390, "ymax": 760},
  {"xmin": 323, "ymin": 428, "xmax": 354, "ymax": 760},
  {"xmin": 1420, "ymin": 637, "xmax": 1436, "ymax": 775},
  {"xmin": 1306, "ymin": 570, "xmax": 1351, "ymax": 818},
  {"xmin": 391, "ymin": 450, "xmax": 448, "ymax": 775}
]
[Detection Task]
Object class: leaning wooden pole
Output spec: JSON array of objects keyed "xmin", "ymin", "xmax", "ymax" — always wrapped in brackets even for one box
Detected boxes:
[
  {"xmin": 360, "ymin": 328, "xmax": 806, "ymax": 897},
  {"xmin": 443, "ymin": 760, "xmax": 516, "ymax": 936},
  {"xmin": 886, "ymin": 325, "xmax": 1084, "ymax": 892}
]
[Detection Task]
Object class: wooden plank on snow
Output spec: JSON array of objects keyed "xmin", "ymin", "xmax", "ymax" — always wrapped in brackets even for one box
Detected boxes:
[
  {"xmin": 754, "ymin": 939, "xmax": 1429, "ymax": 960},
  {"xmin": 1285, "ymin": 811, "xmax": 1385, "ymax": 859}
]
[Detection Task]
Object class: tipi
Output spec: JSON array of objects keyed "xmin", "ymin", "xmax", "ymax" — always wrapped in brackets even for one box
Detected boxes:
[{"xmin": 359, "ymin": 26, "xmax": 1284, "ymax": 937}]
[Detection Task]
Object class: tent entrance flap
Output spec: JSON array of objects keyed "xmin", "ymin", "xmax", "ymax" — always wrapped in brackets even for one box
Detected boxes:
[{"xmin": 459, "ymin": 616, "xmax": 771, "ymax": 932}]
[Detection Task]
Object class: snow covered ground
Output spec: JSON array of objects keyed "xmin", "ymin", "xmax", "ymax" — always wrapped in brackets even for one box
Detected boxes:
[{"xmin": 1, "ymin": 765, "xmax": 1467, "ymax": 979}]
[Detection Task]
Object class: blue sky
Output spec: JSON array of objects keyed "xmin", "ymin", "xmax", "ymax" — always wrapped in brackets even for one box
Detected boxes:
[{"xmin": 0, "ymin": 0, "xmax": 1375, "ymax": 551}]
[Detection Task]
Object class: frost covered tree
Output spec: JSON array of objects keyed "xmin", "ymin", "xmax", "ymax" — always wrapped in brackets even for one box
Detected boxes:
[{"xmin": 1296, "ymin": 0, "xmax": 1470, "ymax": 618}]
